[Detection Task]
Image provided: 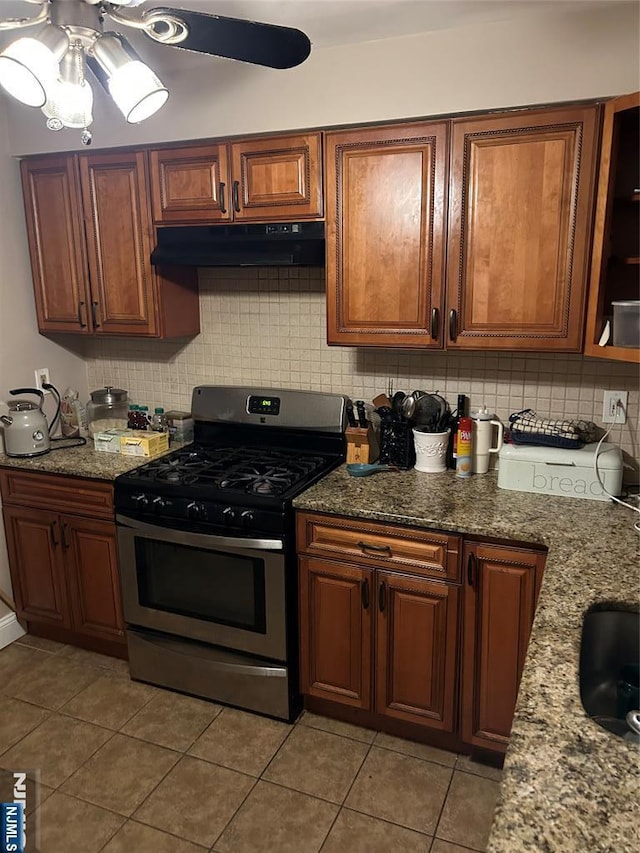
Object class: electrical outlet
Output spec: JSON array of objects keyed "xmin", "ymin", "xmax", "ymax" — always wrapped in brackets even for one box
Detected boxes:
[
  {"xmin": 34, "ymin": 368, "xmax": 50, "ymax": 393},
  {"xmin": 602, "ymin": 390, "xmax": 628, "ymax": 424}
]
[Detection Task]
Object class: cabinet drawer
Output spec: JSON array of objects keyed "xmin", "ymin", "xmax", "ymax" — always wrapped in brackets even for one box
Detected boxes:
[
  {"xmin": 297, "ymin": 512, "xmax": 460, "ymax": 582},
  {"xmin": 0, "ymin": 470, "xmax": 114, "ymax": 520}
]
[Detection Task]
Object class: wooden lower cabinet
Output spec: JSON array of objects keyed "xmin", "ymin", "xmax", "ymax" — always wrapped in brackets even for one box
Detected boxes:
[
  {"xmin": 461, "ymin": 542, "xmax": 545, "ymax": 753},
  {"xmin": 1, "ymin": 470, "xmax": 126, "ymax": 653}
]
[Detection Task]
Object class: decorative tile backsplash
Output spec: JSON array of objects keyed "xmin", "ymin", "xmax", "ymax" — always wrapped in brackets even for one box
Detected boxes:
[{"xmin": 85, "ymin": 267, "xmax": 639, "ymax": 480}]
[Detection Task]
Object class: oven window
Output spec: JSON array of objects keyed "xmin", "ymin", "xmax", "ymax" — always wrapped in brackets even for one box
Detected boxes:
[{"xmin": 134, "ymin": 539, "xmax": 266, "ymax": 633}]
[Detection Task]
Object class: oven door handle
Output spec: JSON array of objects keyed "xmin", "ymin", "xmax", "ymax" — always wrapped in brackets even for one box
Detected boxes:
[{"xmin": 116, "ymin": 514, "xmax": 284, "ymax": 551}]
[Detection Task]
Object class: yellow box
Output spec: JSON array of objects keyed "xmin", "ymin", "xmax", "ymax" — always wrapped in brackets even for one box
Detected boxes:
[{"xmin": 120, "ymin": 430, "xmax": 170, "ymax": 458}]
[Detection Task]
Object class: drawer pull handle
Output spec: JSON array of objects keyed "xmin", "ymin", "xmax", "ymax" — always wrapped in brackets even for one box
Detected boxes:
[
  {"xmin": 49, "ymin": 522, "xmax": 58, "ymax": 548},
  {"xmin": 77, "ymin": 301, "xmax": 87, "ymax": 328},
  {"xmin": 449, "ymin": 308, "xmax": 457, "ymax": 342},
  {"xmin": 91, "ymin": 301, "xmax": 101, "ymax": 328},
  {"xmin": 361, "ymin": 577, "xmax": 370, "ymax": 609},
  {"xmin": 219, "ymin": 181, "xmax": 226, "ymax": 214},
  {"xmin": 467, "ymin": 552, "xmax": 476, "ymax": 587},
  {"xmin": 431, "ymin": 307, "xmax": 439, "ymax": 339},
  {"xmin": 61, "ymin": 522, "xmax": 69, "ymax": 549},
  {"xmin": 232, "ymin": 180, "xmax": 240, "ymax": 213},
  {"xmin": 357, "ymin": 540, "xmax": 391, "ymax": 554},
  {"xmin": 378, "ymin": 580, "xmax": 386, "ymax": 612}
]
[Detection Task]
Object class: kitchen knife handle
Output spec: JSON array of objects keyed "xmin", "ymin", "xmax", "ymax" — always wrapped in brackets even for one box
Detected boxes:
[
  {"xmin": 346, "ymin": 402, "xmax": 357, "ymax": 428},
  {"xmin": 449, "ymin": 309, "xmax": 457, "ymax": 342},
  {"xmin": 357, "ymin": 540, "xmax": 391, "ymax": 554},
  {"xmin": 91, "ymin": 301, "xmax": 101, "ymax": 329},
  {"xmin": 219, "ymin": 182, "xmax": 227, "ymax": 214},
  {"xmin": 467, "ymin": 552, "xmax": 476, "ymax": 587},
  {"xmin": 378, "ymin": 580, "xmax": 386, "ymax": 612},
  {"xmin": 49, "ymin": 522, "xmax": 58, "ymax": 548},
  {"xmin": 232, "ymin": 180, "xmax": 241, "ymax": 213},
  {"xmin": 77, "ymin": 301, "xmax": 87, "ymax": 329},
  {"xmin": 356, "ymin": 401, "xmax": 367, "ymax": 428},
  {"xmin": 431, "ymin": 307, "xmax": 439, "ymax": 339},
  {"xmin": 361, "ymin": 577, "xmax": 370, "ymax": 610},
  {"xmin": 60, "ymin": 522, "xmax": 69, "ymax": 549}
]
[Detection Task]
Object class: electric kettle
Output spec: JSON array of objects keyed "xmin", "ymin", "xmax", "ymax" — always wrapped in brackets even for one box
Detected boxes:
[{"xmin": 0, "ymin": 388, "xmax": 51, "ymax": 457}]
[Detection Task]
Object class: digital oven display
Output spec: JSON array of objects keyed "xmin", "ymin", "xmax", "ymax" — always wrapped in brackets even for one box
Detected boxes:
[{"xmin": 247, "ymin": 395, "xmax": 281, "ymax": 416}]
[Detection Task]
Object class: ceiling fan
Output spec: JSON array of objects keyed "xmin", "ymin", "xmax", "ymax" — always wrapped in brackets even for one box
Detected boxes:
[{"xmin": 0, "ymin": 0, "xmax": 312, "ymax": 142}]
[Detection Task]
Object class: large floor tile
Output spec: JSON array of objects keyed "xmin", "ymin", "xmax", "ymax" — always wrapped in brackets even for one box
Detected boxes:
[
  {"xmin": 60, "ymin": 644, "xmax": 130, "ymax": 675},
  {"xmin": 61, "ymin": 733, "xmax": 179, "ymax": 816},
  {"xmin": 0, "ymin": 696, "xmax": 49, "ymax": 755},
  {"xmin": 320, "ymin": 808, "xmax": 431, "ymax": 853},
  {"xmin": 7, "ymin": 653, "xmax": 101, "ymax": 709},
  {"xmin": 103, "ymin": 819, "xmax": 208, "ymax": 852},
  {"xmin": 431, "ymin": 840, "xmax": 480, "ymax": 853},
  {"xmin": 15, "ymin": 635, "xmax": 68, "ymax": 654},
  {"xmin": 345, "ymin": 747, "xmax": 452, "ymax": 835},
  {"xmin": 299, "ymin": 711, "xmax": 377, "ymax": 744},
  {"xmin": 263, "ymin": 725, "xmax": 369, "ymax": 804},
  {"xmin": 61, "ymin": 673, "xmax": 155, "ymax": 729},
  {"xmin": 35, "ymin": 791, "xmax": 124, "ymax": 853},
  {"xmin": 436, "ymin": 770, "xmax": 500, "ymax": 851},
  {"xmin": 134, "ymin": 755, "xmax": 254, "ymax": 847},
  {"xmin": 455, "ymin": 754, "xmax": 503, "ymax": 782},
  {"xmin": 214, "ymin": 780, "xmax": 338, "ymax": 853},
  {"xmin": 122, "ymin": 689, "xmax": 222, "ymax": 751},
  {"xmin": 0, "ymin": 643, "xmax": 51, "ymax": 689},
  {"xmin": 374, "ymin": 732, "xmax": 457, "ymax": 767},
  {"xmin": 189, "ymin": 707, "xmax": 291, "ymax": 776},
  {"xmin": 0, "ymin": 713, "xmax": 111, "ymax": 788}
]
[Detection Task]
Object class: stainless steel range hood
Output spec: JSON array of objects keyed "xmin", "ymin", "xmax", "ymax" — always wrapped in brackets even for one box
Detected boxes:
[{"xmin": 151, "ymin": 222, "xmax": 325, "ymax": 267}]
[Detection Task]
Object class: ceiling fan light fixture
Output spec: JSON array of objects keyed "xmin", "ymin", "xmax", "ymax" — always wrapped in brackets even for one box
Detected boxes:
[
  {"xmin": 0, "ymin": 25, "xmax": 69, "ymax": 107},
  {"xmin": 42, "ymin": 47, "xmax": 93, "ymax": 130}
]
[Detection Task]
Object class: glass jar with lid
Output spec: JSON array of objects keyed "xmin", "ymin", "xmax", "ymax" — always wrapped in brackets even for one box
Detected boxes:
[{"xmin": 86, "ymin": 386, "xmax": 129, "ymax": 437}]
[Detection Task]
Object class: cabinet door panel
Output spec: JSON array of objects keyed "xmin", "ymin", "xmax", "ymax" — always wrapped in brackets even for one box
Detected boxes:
[
  {"xmin": 2, "ymin": 506, "xmax": 70, "ymax": 628},
  {"xmin": 64, "ymin": 515, "xmax": 124, "ymax": 642},
  {"xmin": 80, "ymin": 151, "xmax": 157, "ymax": 334},
  {"xmin": 447, "ymin": 106, "xmax": 598, "ymax": 350},
  {"xmin": 376, "ymin": 572, "xmax": 458, "ymax": 731},
  {"xmin": 150, "ymin": 144, "xmax": 231, "ymax": 223},
  {"xmin": 20, "ymin": 156, "xmax": 90, "ymax": 333},
  {"xmin": 231, "ymin": 133, "xmax": 322, "ymax": 220},
  {"xmin": 462, "ymin": 543, "xmax": 545, "ymax": 751},
  {"xmin": 299, "ymin": 557, "xmax": 372, "ymax": 709},
  {"xmin": 326, "ymin": 123, "xmax": 447, "ymax": 346}
]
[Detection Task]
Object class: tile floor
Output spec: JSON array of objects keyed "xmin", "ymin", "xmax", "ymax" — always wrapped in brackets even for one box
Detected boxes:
[{"xmin": 0, "ymin": 636, "xmax": 502, "ymax": 852}]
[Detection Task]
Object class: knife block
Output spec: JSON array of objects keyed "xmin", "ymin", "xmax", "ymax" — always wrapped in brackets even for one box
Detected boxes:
[{"xmin": 346, "ymin": 426, "xmax": 379, "ymax": 464}]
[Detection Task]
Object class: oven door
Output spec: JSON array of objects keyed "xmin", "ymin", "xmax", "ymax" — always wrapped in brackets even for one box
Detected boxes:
[{"xmin": 116, "ymin": 514, "xmax": 287, "ymax": 661}]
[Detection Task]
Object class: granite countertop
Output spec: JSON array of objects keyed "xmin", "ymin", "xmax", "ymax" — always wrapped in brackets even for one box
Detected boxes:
[
  {"xmin": 0, "ymin": 441, "xmax": 185, "ymax": 481},
  {"xmin": 293, "ymin": 466, "xmax": 640, "ymax": 853}
]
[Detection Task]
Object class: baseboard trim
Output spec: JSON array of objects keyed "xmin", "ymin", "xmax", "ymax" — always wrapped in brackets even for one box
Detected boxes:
[{"xmin": 0, "ymin": 611, "xmax": 25, "ymax": 649}]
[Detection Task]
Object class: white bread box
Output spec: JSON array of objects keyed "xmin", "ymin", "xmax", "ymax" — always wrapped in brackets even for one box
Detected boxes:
[{"xmin": 497, "ymin": 442, "xmax": 623, "ymax": 502}]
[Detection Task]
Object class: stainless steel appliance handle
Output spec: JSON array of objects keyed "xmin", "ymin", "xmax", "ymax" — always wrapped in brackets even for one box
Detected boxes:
[{"xmin": 116, "ymin": 514, "xmax": 284, "ymax": 551}]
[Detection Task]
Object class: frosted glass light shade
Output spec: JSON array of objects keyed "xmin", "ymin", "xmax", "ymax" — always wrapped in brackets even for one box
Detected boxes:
[
  {"xmin": 0, "ymin": 28, "xmax": 69, "ymax": 107},
  {"xmin": 107, "ymin": 61, "xmax": 168, "ymax": 123},
  {"xmin": 43, "ymin": 78, "xmax": 93, "ymax": 129}
]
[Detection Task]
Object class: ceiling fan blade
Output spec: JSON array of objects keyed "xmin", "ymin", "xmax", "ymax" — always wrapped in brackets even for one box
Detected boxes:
[{"xmin": 141, "ymin": 7, "xmax": 311, "ymax": 70}]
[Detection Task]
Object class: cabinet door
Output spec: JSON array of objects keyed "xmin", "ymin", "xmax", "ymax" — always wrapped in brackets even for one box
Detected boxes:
[
  {"xmin": 584, "ymin": 91, "xmax": 640, "ymax": 363},
  {"xmin": 299, "ymin": 557, "xmax": 372, "ymax": 709},
  {"xmin": 20, "ymin": 156, "xmax": 91, "ymax": 333},
  {"xmin": 446, "ymin": 106, "xmax": 599, "ymax": 351},
  {"xmin": 2, "ymin": 506, "xmax": 70, "ymax": 628},
  {"xmin": 149, "ymin": 144, "xmax": 231, "ymax": 223},
  {"xmin": 79, "ymin": 150, "xmax": 157, "ymax": 335},
  {"xmin": 326, "ymin": 122, "xmax": 447, "ymax": 347},
  {"xmin": 230, "ymin": 133, "xmax": 323, "ymax": 221},
  {"xmin": 376, "ymin": 571, "xmax": 459, "ymax": 731},
  {"xmin": 461, "ymin": 543, "xmax": 545, "ymax": 752},
  {"xmin": 63, "ymin": 515, "xmax": 125, "ymax": 643}
]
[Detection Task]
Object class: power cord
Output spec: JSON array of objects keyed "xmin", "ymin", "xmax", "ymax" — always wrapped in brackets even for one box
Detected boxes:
[{"xmin": 593, "ymin": 398, "xmax": 640, "ymax": 533}]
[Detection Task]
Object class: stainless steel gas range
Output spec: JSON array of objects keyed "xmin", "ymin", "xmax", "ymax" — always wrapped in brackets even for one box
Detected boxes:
[{"xmin": 115, "ymin": 386, "xmax": 346, "ymax": 721}]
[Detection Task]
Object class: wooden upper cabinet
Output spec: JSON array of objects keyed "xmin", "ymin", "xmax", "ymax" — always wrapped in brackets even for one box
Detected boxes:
[
  {"xmin": 149, "ymin": 144, "xmax": 231, "ymax": 223},
  {"xmin": 584, "ymin": 91, "xmax": 639, "ymax": 363},
  {"xmin": 21, "ymin": 156, "xmax": 91, "ymax": 333},
  {"xmin": 79, "ymin": 150, "xmax": 157, "ymax": 335},
  {"xmin": 149, "ymin": 133, "xmax": 322, "ymax": 224},
  {"xmin": 326, "ymin": 122, "xmax": 448, "ymax": 347},
  {"xmin": 461, "ymin": 542, "xmax": 545, "ymax": 752},
  {"xmin": 446, "ymin": 106, "xmax": 599, "ymax": 351}
]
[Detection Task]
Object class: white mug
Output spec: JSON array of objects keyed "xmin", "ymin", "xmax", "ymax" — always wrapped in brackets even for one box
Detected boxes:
[{"xmin": 471, "ymin": 407, "xmax": 504, "ymax": 474}]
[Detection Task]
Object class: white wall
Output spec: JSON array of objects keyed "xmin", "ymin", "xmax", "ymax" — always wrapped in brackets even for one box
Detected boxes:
[
  {"xmin": 4, "ymin": 2, "xmax": 640, "ymax": 155},
  {"xmin": 0, "ymin": 100, "xmax": 88, "ymax": 602}
]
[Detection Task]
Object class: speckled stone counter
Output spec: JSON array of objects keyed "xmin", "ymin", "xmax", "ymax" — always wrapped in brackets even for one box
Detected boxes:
[
  {"xmin": 293, "ymin": 466, "xmax": 640, "ymax": 853},
  {"xmin": 0, "ymin": 441, "xmax": 186, "ymax": 481}
]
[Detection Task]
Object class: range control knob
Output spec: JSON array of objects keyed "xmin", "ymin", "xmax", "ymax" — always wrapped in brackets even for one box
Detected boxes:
[
  {"xmin": 152, "ymin": 496, "xmax": 167, "ymax": 511},
  {"xmin": 187, "ymin": 501, "xmax": 205, "ymax": 520},
  {"xmin": 132, "ymin": 494, "xmax": 149, "ymax": 509},
  {"xmin": 240, "ymin": 510, "xmax": 254, "ymax": 528},
  {"xmin": 222, "ymin": 507, "xmax": 236, "ymax": 526}
]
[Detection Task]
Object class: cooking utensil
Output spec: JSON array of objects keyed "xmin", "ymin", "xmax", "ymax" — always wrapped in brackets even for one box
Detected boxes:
[
  {"xmin": 346, "ymin": 463, "xmax": 397, "ymax": 477},
  {"xmin": 356, "ymin": 401, "xmax": 368, "ymax": 428},
  {"xmin": 401, "ymin": 389, "xmax": 426, "ymax": 421},
  {"xmin": 346, "ymin": 401, "xmax": 357, "ymax": 428},
  {"xmin": 372, "ymin": 393, "xmax": 392, "ymax": 409},
  {"xmin": 391, "ymin": 391, "xmax": 406, "ymax": 421},
  {"xmin": 1, "ymin": 388, "xmax": 51, "ymax": 457}
]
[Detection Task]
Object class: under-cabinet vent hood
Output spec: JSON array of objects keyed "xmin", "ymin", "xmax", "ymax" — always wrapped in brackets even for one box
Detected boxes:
[{"xmin": 151, "ymin": 222, "xmax": 325, "ymax": 267}]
